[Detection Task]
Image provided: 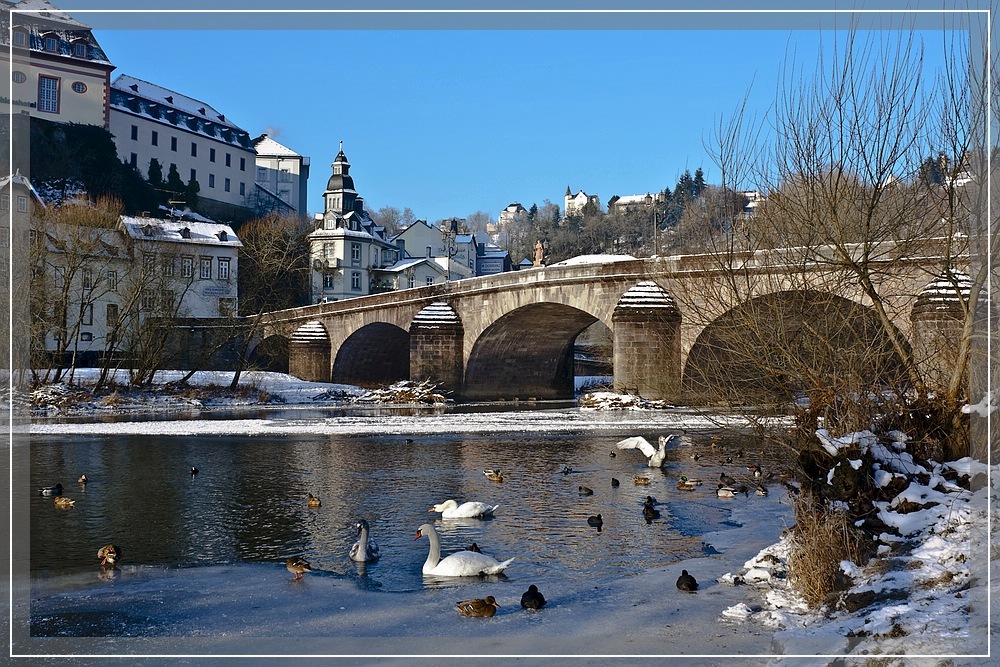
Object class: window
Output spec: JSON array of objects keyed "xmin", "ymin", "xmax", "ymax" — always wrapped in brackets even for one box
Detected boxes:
[
  {"xmin": 143, "ymin": 252, "xmax": 156, "ymax": 275},
  {"xmin": 0, "ymin": 195, "xmax": 8, "ymax": 210},
  {"xmin": 256, "ymin": 166, "xmax": 267, "ymax": 182},
  {"xmin": 322, "ymin": 243, "xmax": 335, "ymax": 259},
  {"xmin": 80, "ymin": 332, "xmax": 93, "ymax": 342},
  {"xmin": 190, "ymin": 168, "xmax": 197, "ymax": 183},
  {"xmin": 240, "ymin": 157, "xmax": 246, "ymax": 171},
  {"xmin": 82, "ymin": 269, "xmax": 93, "ymax": 290},
  {"xmin": 200, "ymin": 257, "xmax": 212, "ymax": 280},
  {"xmin": 38, "ymin": 75, "xmax": 59, "ymax": 113},
  {"xmin": 208, "ymin": 174, "xmax": 215, "ymax": 188},
  {"xmin": 323, "ymin": 272, "xmax": 336, "ymax": 289},
  {"xmin": 225, "ymin": 153, "xmax": 231, "ymax": 167},
  {"xmin": 162, "ymin": 256, "xmax": 174, "ymax": 277},
  {"xmin": 73, "ymin": 42, "xmax": 87, "ymax": 58},
  {"xmin": 130, "ymin": 153, "xmax": 137, "ymax": 168},
  {"xmin": 106, "ymin": 303, "xmax": 119, "ymax": 326},
  {"xmin": 351, "ymin": 242, "xmax": 361, "ymax": 265},
  {"xmin": 12, "ymin": 71, "xmax": 26, "ymax": 84},
  {"xmin": 209, "ymin": 147, "xmax": 216, "ymax": 162},
  {"xmin": 351, "ymin": 272, "xmax": 362, "ymax": 291},
  {"xmin": 17, "ymin": 196, "xmax": 27, "ymax": 212},
  {"xmin": 80, "ymin": 303, "xmax": 93, "ymax": 326},
  {"xmin": 151, "ymin": 130, "xmax": 158, "ymax": 146},
  {"xmin": 218, "ymin": 257, "xmax": 230, "ymax": 280},
  {"xmin": 160, "ymin": 291, "xmax": 175, "ymax": 310},
  {"xmin": 224, "ymin": 178, "xmax": 231, "ymax": 192},
  {"xmin": 141, "ymin": 291, "xmax": 156, "ymax": 311},
  {"xmin": 13, "ymin": 30, "xmax": 27, "ymax": 47},
  {"xmin": 426, "ymin": 276, "xmax": 435, "ymax": 286},
  {"xmin": 181, "ymin": 256, "xmax": 193, "ymax": 278},
  {"xmin": 107, "ymin": 270, "xmax": 118, "ymax": 291},
  {"xmin": 191, "ymin": 142, "xmax": 197, "ymax": 157},
  {"xmin": 279, "ymin": 168, "xmax": 292, "ymax": 182},
  {"xmin": 171, "ymin": 136, "xmax": 177, "ymax": 152},
  {"xmin": 43, "ymin": 35, "xmax": 58, "ymax": 52},
  {"xmin": 71, "ymin": 81, "xmax": 87, "ymax": 94},
  {"xmin": 130, "ymin": 125, "xmax": 138, "ymax": 140},
  {"xmin": 239, "ymin": 182, "xmax": 245, "ymax": 196}
]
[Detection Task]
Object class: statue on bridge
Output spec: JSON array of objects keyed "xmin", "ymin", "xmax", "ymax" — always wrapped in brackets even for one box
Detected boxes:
[{"xmin": 533, "ymin": 240, "xmax": 546, "ymax": 267}]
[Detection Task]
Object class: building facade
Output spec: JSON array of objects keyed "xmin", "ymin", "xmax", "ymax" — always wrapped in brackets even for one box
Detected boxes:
[
  {"xmin": 307, "ymin": 145, "xmax": 402, "ymax": 303},
  {"xmin": 2, "ymin": 0, "xmax": 115, "ymax": 128},
  {"xmin": 564, "ymin": 186, "xmax": 600, "ymax": 218},
  {"xmin": 390, "ymin": 219, "xmax": 478, "ymax": 281},
  {"xmin": 252, "ymin": 133, "xmax": 311, "ymax": 218},
  {"xmin": 108, "ymin": 74, "xmax": 256, "ymax": 222}
]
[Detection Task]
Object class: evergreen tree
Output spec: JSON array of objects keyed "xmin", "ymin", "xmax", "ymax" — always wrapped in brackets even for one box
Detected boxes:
[
  {"xmin": 693, "ymin": 167, "xmax": 706, "ymax": 197},
  {"xmin": 148, "ymin": 158, "xmax": 163, "ymax": 187},
  {"xmin": 185, "ymin": 179, "xmax": 200, "ymax": 209},
  {"xmin": 165, "ymin": 164, "xmax": 185, "ymax": 198},
  {"xmin": 528, "ymin": 203, "xmax": 538, "ymax": 225}
]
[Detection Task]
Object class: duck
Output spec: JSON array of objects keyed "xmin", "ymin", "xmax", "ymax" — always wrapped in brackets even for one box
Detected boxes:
[
  {"xmin": 633, "ymin": 476, "xmax": 651, "ymax": 486},
  {"xmin": 747, "ymin": 465, "xmax": 763, "ymax": 479},
  {"xmin": 720, "ymin": 472, "xmax": 737, "ymax": 486},
  {"xmin": 587, "ymin": 514, "xmax": 603, "ymax": 528},
  {"xmin": 717, "ymin": 484, "xmax": 748, "ymax": 498},
  {"xmin": 429, "ymin": 499, "xmax": 499, "ymax": 519},
  {"xmin": 38, "ymin": 483, "xmax": 63, "ymax": 496},
  {"xmin": 190, "ymin": 467, "xmax": 199, "ymax": 476},
  {"xmin": 53, "ymin": 496, "xmax": 75, "ymax": 509},
  {"xmin": 611, "ymin": 477, "xmax": 620, "ymax": 487},
  {"xmin": 97, "ymin": 544, "xmax": 121, "ymax": 567},
  {"xmin": 455, "ymin": 596, "xmax": 500, "ymax": 617},
  {"xmin": 414, "ymin": 523, "xmax": 513, "ymax": 577},
  {"xmin": 77, "ymin": 474, "xmax": 88, "ymax": 485},
  {"xmin": 483, "ymin": 469, "xmax": 504, "ymax": 483},
  {"xmin": 755, "ymin": 484, "xmax": 768, "ymax": 497},
  {"xmin": 644, "ymin": 495, "xmax": 658, "ymax": 505},
  {"xmin": 285, "ymin": 556, "xmax": 312, "ymax": 580},
  {"xmin": 642, "ymin": 504, "xmax": 661, "ymax": 521},
  {"xmin": 349, "ymin": 519, "xmax": 381, "ymax": 563},
  {"xmin": 465, "ymin": 543, "xmax": 482, "ymax": 553},
  {"xmin": 520, "ymin": 584, "xmax": 547, "ymax": 610},
  {"xmin": 616, "ymin": 433, "xmax": 682, "ymax": 468},
  {"xmin": 307, "ymin": 493, "xmax": 321, "ymax": 508},
  {"xmin": 578, "ymin": 486, "xmax": 594, "ymax": 496},
  {"xmin": 676, "ymin": 569, "xmax": 698, "ymax": 592},
  {"xmin": 609, "ymin": 451, "xmax": 617, "ymax": 458},
  {"xmin": 562, "ymin": 465, "xmax": 573, "ymax": 475}
]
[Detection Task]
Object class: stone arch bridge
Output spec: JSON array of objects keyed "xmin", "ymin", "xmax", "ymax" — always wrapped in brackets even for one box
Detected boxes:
[{"xmin": 253, "ymin": 239, "xmax": 966, "ymax": 403}]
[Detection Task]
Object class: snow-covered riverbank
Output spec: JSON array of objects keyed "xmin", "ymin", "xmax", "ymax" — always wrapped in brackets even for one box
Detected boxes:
[{"xmin": 15, "ymin": 370, "xmax": 997, "ymax": 664}]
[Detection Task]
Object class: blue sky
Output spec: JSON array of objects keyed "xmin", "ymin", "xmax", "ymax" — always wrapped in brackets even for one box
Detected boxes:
[{"xmin": 77, "ymin": 6, "xmax": 975, "ymax": 222}]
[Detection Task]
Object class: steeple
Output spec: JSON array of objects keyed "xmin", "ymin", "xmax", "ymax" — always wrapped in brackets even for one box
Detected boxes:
[{"xmin": 324, "ymin": 142, "xmax": 357, "ymax": 215}]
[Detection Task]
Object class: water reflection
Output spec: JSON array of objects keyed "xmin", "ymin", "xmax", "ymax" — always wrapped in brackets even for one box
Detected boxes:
[{"xmin": 30, "ymin": 429, "xmax": 790, "ymax": 592}]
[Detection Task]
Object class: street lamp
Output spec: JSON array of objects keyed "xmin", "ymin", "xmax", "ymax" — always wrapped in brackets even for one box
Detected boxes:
[
  {"xmin": 441, "ymin": 219, "xmax": 459, "ymax": 282},
  {"xmin": 645, "ymin": 193, "xmax": 659, "ymax": 257}
]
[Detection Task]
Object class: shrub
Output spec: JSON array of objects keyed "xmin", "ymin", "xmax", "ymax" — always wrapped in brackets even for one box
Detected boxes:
[{"xmin": 787, "ymin": 493, "xmax": 867, "ymax": 608}]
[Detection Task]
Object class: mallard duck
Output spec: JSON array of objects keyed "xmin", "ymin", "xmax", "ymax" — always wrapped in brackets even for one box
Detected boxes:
[
  {"xmin": 578, "ymin": 486, "xmax": 594, "ymax": 496},
  {"xmin": 747, "ymin": 465, "xmax": 762, "ymax": 479},
  {"xmin": 587, "ymin": 514, "xmax": 603, "ymax": 528},
  {"xmin": 633, "ymin": 476, "xmax": 651, "ymax": 486},
  {"xmin": 642, "ymin": 504, "xmax": 660, "ymax": 521},
  {"xmin": 520, "ymin": 584, "xmax": 546, "ymax": 610},
  {"xmin": 676, "ymin": 475, "xmax": 701, "ymax": 491},
  {"xmin": 38, "ymin": 483, "xmax": 63, "ymax": 496},
  {"xmin": 562, "ymin": 465, "xmax": 573, "ymax": 475},
  {"xmin": 53, "ymin": 496, "xmax": 75, "ymax": 509},
  {"xmin": 455, "ymin": 596, "xmax": 500, "ymax": 617},
  {"xmin": 720, "ymin": 472, "xmax": 737, "ymax": 486},
  {"xmin": 676, "ymin": 569, "xmax": 698, "ymax": 592},
  {"xmin": 307, "ymin": 493, "xmax": 321, "ymax": 508},
  {"xmin": 429, "ymin": 499, "xmax": 499, "ymax": 519},
  {"xmin": 349, "ymin": 519, "xmax": 380, "ymax": 563},
  {"xmin": 414, "ymin": 523, "xmax": 513, "ymax": 576},
  {"xmin": 609, "ymin": 451, "xmax": 617, "ymax": 458},
  {"xmin": 285, "ymin": 556, "xmax": 312, "ymax": 580},
  {"xmin": 97, "ymin": 544, "xmax": 121, "ymax": 567},
  {"xmin": 755, "ymin": 484, "xmax": 768, "ymax": 497},
  {"xmin": 483, "ymin": 469, "xmax": 504, "ymax": 482}
]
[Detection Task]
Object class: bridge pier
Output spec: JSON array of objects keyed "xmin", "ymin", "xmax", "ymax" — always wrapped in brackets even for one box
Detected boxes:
[
  {"xmin": 287, "ymin": 321, "xmax": 332, "ymax": 382},
  {"xmin": 409, "ymin": 303, "xmax": 464, "ymax": 399},
  {"xmin": 612, "ymin": 281, "xmax": 682, "ymax": 402},
  {"xmin": 911, "ymin": 271, "xmax": 972, "ymax": 393}
]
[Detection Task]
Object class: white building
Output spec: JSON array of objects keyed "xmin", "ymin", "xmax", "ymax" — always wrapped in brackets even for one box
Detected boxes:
[
  {"xmin": 564, "ymin": 186, "xmax": 600, "ymax": 218},
  {"xmin": 608, "ymin": 192, "xmax": 664, "ymax": 214},
  {"xmin": 390, "ymin": 219, "xmax": 478, "ymax": 282},
  {"xmin": 490, "ymin": 201, "xmax": 527, "ymax": 245},
  {"xmin": 2, "ymin": 0, "xmax": 115, "ymax": 128},
  {"xmin": 252, "ymin": 133, "xmax": 311, "ymax": 218},
  {"xmin": 307, "ymin": 145, "xmax": 402, "ymax": 303},
  {"xmin": 108, "ymin": 74, "xmax": 256, "ymax": 222}
]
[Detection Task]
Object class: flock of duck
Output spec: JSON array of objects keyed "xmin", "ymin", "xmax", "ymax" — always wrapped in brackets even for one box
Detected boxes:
[{"xmin": 39, "ymin": 431, "xmax": 781, "ymax": 618}]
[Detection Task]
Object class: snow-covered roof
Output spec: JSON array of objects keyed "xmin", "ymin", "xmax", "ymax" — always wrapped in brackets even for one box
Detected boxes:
[
  {"xmin": 0, "ymin": 170, "xmax": 47, "ymax": 208},
  {"xmin": 379, "ymin": 257, "xmax": 448, "ymax": 275},
  {"xmin": 119, "ymin": 216, "xmax": 242, "ymax": 248},
  {"xmin": 3, "ymin": 0, "xmax": 112, "ymax": 66},
  {"xmin": 253, "ymin": 134, "xmax": 302, "ymax": 158},
  {"xmin": 8, "ymin": 0, "xmax": 88, "ymax": 28},
  {"xmin": 110, "ymin": 74, "xmax": 252, "ymax": 149}
]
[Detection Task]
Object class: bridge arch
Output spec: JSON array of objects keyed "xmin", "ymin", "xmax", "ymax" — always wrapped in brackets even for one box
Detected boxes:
[
  {"xmin": 248, "ymin": 333, "xmax": 289, "ymax": 373},
  {"xmin": 464, "ymin": 302, "xmax": 598, "ymax": 401},
  {"xmin": 332, "ymin": 322, "xmax": 410, "ymax": 386},
  {"xmin": 681, "ymin": 290, "xmax": 910, "ymax": 404}
]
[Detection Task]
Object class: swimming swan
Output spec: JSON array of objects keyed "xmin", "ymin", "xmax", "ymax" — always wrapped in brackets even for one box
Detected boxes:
[
  {"xmin": 413, "ymin": 523, "xmax": 513, "ymax": 577},
  {"xmin": 429, "ymin": 499, "xmax": 499, "ymax": 519},
  {"xmin": 349, "ymin": 519, "xmax": 381, "ymax": 563}
]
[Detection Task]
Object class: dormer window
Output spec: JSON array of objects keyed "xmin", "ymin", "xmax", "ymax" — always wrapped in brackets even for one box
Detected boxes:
[
  {"xmin": 216, "ymin": 230, "xmax": 228, "ymax": 242},
  {"xmin": 42, "ymin": 34, "xmax": 58, "ymax": 52},
  {"xmin": 13, "ymin": 30, "xmax": 28, "ymax": 48},
  {"xmin": 180, "ymin": 227, "xmax": 191, "ymax": 239},
  {"xmin": 141, "ymin": 224, "xmax": 154, "ymax": 237},
  {"xmin": 72, "ymin": 41, "xmax": 87, "ymax": 58}
]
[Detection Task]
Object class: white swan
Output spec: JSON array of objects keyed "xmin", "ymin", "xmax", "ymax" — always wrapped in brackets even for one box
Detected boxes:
[
  {"xmin": 616, "ymin": 434, "xmax": 682, "ymax": 468},
  {"xmin": 413, "ymin": 523, "xmax": 514, "ymax": 577},
  {"xmin": 349, "ymin": 519, "xmax": 380, "ymax": 563},
  {"xmin": 429, "ymin": 499, "xmax": 499, "ymax": 519}
]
